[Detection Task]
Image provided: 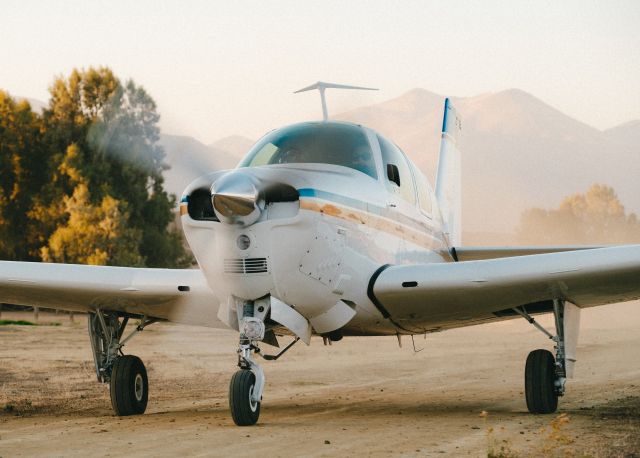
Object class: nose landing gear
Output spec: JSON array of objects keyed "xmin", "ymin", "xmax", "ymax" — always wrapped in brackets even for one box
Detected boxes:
[
  {"xmin": 229, "ymin": 314, "xmax": 266, "ymax": 426},
  {"xmin": 228, "ymin": 297, "xmax": 305, "ymax": 426}
]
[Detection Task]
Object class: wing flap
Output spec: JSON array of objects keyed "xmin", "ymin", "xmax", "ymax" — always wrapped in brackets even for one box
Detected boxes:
[
  {"xmin": 0, "ymin": 261, "xmax": 224, "ymax": 327},
  {"xmin": 372, "ymin": 245, "xmax": 640, "ymax": 331}
]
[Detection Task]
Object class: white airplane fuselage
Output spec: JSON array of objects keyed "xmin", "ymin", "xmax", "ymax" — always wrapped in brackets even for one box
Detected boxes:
[{"xmin": 181, "ymin": 122, "xmax": 452, "ymax": 338}]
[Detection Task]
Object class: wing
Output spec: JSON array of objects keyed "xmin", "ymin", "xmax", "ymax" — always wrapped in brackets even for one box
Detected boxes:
[
  {"xmin": 0, "ymin": 261, "xmax": 224, "ymax": 328},
  {"xmin": 370, "ymin": 245, "xmax": 640, "ymax": 333},
  {"xmin": 452, "ymin": 245, "xmax": 603, "ymax": 261}
]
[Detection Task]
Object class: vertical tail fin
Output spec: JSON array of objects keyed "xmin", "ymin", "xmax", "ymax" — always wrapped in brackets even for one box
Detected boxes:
[{"xmin": 435, "ymin": 98, "xmax": 462, "ymax": 247}]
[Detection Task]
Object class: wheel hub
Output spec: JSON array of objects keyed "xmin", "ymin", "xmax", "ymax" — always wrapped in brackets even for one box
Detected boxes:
[
  {"xmin": 134, "ymin": 373, "xmax": 144, "ymax": 402},
  {"xmin": 248, "ymin": 385, "xmax": 258, "ymax": 412}
]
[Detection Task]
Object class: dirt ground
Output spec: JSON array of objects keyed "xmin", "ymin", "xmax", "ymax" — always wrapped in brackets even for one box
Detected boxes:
[{"xmin": 1, "ymin": 302, "xmax": 639, "ymax": 457}]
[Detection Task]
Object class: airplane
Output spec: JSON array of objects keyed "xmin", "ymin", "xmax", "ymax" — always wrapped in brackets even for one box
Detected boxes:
[{"xmin": 1, "ymin": 82, "xmax": 639, "ymax": 426}]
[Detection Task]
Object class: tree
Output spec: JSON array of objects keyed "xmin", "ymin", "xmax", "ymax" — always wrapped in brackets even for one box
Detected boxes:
[
  {"xmin": 32, "ymin": 67, "xmax": 192, "ymax": 267},
  {"xmin": 0, "ymin": 91, "xmax": 47, "ymax": 260},
  {"xmin": 1, "ymin": 68, "xmax": 192, "ymax": 267},
  {"xmin": 41, "ymin": 183, "xmax": 143, "ymax": 266},
  {"xmin": 517, "ymin": 184, "xmax": 640, "ymax": 244}
]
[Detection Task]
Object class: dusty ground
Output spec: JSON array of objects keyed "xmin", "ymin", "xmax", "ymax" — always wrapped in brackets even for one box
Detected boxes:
[{"xmin": 1, "ymin": 303, "xmax": 639, "ymax": 457}]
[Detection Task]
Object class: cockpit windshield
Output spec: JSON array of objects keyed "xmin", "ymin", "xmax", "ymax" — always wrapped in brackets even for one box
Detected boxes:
[{"xmin": 238, "ymin": 122, "xmax": 378, "ymax": 179}]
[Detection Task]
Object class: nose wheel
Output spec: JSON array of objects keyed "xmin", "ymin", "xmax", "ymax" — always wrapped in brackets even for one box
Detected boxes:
[{"xmin": 229, "ymin": 369, "xmax": 261, "ymax": 426}]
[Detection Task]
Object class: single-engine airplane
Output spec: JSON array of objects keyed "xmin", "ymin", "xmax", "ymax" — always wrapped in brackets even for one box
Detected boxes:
[{"xmin": 1, "ymin": 82, "xmax": 639, "ymax": 426}]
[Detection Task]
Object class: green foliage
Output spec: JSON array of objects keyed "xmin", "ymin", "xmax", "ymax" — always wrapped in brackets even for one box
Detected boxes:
[
  {"xmin": 517, "ymin": 184, "xmax": 640, "ymax": 244},
  {"xmin": 0, "ymin": 320, "xmax": 36, "ymax": 326},
  {"xmin": 0, "ymin": 67, "xmax": 193, "ymax": 267},
  {"xmin": 40, "ymin": 184, "xmax": 144, "ymax": 266},
  {"xmin": 0, "ymin": 91, "xmax": 47, "ymax": 260}
]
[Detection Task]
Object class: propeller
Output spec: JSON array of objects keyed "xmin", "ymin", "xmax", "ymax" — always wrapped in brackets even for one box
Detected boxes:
[{"xmin": 211, "ymin": 171, "xmax": 264, "ymax": 226}]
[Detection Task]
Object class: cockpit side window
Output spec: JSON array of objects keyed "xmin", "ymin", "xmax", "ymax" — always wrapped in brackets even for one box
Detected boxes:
[
  {"xmin": 377, "ymin": 135, "xmax": 416, "ymax": 204},
  {"xmin": 239, "ymin": 123, "xmax": 378, "ymax": 179}
]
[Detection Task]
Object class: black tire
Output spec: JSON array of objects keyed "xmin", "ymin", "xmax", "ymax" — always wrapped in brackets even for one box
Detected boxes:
[
  {"xmin": 229, "ymin": 369, "xmax": 260, "ymax": 426},
  {"xmin": 110, "ymin": 355, "xmax": 148, "ymax": 416},
  {"xmin": 525, "ymin": 349, "xmax": 558, "ymax": 414}
]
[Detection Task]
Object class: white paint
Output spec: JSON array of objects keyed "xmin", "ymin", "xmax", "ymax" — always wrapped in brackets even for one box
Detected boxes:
[
  {"xmin": 270, "ymin": 296, "xmax": 312, "ymax": 345},
  {"xmin": 309, "ymin": 300, "xmax": 357, "ymax": 334}
]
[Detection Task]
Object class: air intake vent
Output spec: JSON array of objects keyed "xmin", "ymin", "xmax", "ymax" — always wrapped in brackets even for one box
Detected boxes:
[
  {"xmin": 224, "ymin": 258, "xmax": 268, "ymax": 274},
  {"xmin": 187, "ymin": 188, "xmax": 219, "ymax": 221}
]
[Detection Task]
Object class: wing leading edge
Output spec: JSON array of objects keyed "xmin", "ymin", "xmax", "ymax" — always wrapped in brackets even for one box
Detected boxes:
[
  {"xmin": 0, "ymin": 261, "xmax": 224, "ymax": 328},
  {"xmin": 370, "ymin": 245, "xmax": 640, "ymax": 333},
  {"xmin": 452, "ymin": 245, "xmax": 603, "ymax": 261}
]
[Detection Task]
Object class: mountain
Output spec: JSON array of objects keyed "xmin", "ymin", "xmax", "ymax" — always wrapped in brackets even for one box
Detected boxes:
[
  {"xmin": 160, "ymin": 134, "xmax": 243, "ymax": 197},
  {"xmin": 337, "ymin": 88, "xmax": 640, "ymax": 234},
  {"xmin": 604, "ymin": 120, "xmax": 640, "ymax": 150}
]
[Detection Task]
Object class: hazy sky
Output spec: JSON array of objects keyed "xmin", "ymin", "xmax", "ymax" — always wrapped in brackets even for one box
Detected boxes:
[{"xmin": 2, "ymin": 0, "xmax": 639, "ymax": 143}]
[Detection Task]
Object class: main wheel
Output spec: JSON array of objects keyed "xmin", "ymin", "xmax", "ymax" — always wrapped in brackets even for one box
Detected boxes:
[
  {"xmin": 525, "ymin": 349, "xmax": 558, "ymax": 414},
  {"xmin": 110, "ymin": 355, "xmax": 148, "ymax": 416},
  {"xmin": 229, "ymin": 369, "xmax": 260, "ymax": 426}
]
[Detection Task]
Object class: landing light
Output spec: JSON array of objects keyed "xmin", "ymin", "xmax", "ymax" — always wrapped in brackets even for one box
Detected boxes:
[{"xmin": 240, "ymin": 317, "xmax": 265, "ymax": 341}]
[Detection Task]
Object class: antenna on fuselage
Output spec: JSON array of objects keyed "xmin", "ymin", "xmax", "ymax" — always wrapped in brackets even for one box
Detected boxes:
[{"xmin": 294, "ymin": 81, "xmax": 378, "ymax": 121}]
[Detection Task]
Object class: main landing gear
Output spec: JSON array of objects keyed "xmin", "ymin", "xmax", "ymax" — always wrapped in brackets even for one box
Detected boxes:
[
  {"xmin": 88, "ymin": 310, "xmax": 157, "ymax": 416},
  {"xmin": 514, "ymin": 299, "xmax": 580, "ymax": 414}
]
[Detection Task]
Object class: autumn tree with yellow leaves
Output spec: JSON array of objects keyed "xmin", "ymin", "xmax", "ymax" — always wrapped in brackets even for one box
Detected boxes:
[
  {"xmin": 517, "ymin": 184, "xmax": 640, "ymax": 245},
  {"xmin": 0, "ymin": 92, "xmax": 47, "ymax": 260},
  {"xmin": 0, "ymin": 67, "xmax": 192, "ymax": 267}
]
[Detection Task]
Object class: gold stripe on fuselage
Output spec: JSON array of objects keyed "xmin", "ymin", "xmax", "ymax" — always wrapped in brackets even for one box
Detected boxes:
[{"xmin": 299, "ymin": 198, "xmax": 441, "ymax": 250}]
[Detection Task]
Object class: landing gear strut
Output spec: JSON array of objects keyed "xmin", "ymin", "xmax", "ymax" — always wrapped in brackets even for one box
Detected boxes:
[
  {"xmin": 88, "ymin": 310, "xmax": 157, "ymax": 416},
  {"xmin": 228, "ymin": 297, "xmax": 273, "ymax": 426},
  {"xmin": 514, "ymin": 299, "xmax": 580, "ymax": 414}
]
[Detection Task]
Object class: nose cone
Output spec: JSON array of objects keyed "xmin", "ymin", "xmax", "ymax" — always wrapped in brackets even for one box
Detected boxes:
[{"xmin": 211, "ymin": 171, "xmax": 263, "ymax": 226}]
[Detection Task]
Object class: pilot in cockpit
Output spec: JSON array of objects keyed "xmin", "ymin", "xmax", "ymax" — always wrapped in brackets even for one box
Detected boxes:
[
  {"xmin": 350, "ymin": 145, "xmax": 377, "ymax": 178},
  {"xmin": 276, "ymin": 147, "xmax": 303, "ymax": 164}
]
